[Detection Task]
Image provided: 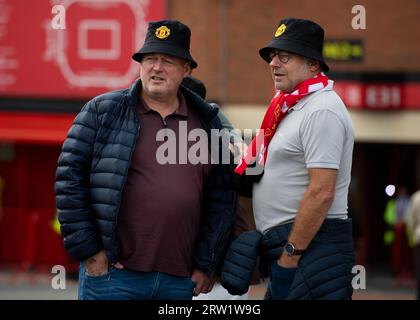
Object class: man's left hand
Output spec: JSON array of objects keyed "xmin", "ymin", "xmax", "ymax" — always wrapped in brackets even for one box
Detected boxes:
[{"xmin": 191, "ymin": 269, "xmax": 213, "ymax": 296}]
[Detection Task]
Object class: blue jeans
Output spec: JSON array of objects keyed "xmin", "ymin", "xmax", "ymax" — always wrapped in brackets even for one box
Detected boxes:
[
  {"xmin": 268, "ymin": 260, "xmax": 297, "ymax": 300},
  {"xmin": 78, "ymin": 264, "xmax": 195, "ymax": 300}
]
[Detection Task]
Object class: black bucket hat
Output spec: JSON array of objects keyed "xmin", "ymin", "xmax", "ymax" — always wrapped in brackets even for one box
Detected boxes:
[
  {"xmin": 132, "ymin": 20, "xmax": 197, "ymax": 68},
  {"xmin": 259, "ymin": 18, "xmax": 329, "ymax": 72}
]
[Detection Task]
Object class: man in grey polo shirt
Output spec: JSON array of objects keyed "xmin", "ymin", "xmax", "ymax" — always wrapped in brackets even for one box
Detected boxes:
[{"xmin": 234, "ymin": 18, "xmax": 355, "ymax": 299}]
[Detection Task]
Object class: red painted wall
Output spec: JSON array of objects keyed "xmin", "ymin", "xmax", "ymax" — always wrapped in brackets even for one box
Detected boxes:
[{"xmin": 0, "ymin": 144, "xmax": 77, "ymax": 271}]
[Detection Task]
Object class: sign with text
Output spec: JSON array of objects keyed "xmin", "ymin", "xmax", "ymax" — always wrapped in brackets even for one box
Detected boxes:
[
  {"xmin": 0, "ymin": 0, "xmax": 164, "ymax": 98},
  {"xmin": 324, "ymin": 39, "xmax": 363, "ymax": 62},
  {"xmin": 334, "ymin": 81, "xmax": 420, "ymax": 110}
]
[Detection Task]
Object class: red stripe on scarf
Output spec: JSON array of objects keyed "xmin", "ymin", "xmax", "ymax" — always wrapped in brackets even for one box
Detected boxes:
[{"xmin": 235, "ymin": 72, "xmax": 329, "ymax": 175}]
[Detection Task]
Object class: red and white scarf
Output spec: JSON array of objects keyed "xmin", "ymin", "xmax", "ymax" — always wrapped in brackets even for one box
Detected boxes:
[{"xmin": 235, "ymin": 72, "xmax": 329, "ymax": 175}]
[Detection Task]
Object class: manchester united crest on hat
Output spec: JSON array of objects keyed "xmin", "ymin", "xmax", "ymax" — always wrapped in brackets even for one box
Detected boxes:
[
  {"xmin": 275, "ymin": 24, "xmax": 286, "ymax": 37},
  {"xmin": 155, "ymin": 26, "xmax": 170, "ymax": 39},
  {"xmin": 132, "ymin": 20, "xmax": 198, "ymax": 68}
]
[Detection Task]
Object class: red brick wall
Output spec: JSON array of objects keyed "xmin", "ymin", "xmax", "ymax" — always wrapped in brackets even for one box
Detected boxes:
[{"xmin": 168, "ymin": 0, "xmax": 420, "ymax": 104}]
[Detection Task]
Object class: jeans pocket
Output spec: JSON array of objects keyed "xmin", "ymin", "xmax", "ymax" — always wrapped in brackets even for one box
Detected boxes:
[
  {"xmin": 85, "ymin": 272, "xmax": 110, "ymax": 281},
  {"xmin": 80, "ymin": 267, "xmax": 112, "ymax": 300},
  {"xmin": 84, "ymin": 267, "xmax": 111, "ymax": 281}
]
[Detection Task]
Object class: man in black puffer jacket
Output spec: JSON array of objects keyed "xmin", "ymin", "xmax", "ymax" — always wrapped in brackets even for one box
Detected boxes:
[{"xmin": 55, "ymin": 20, "xmax": 236, "ymax": 300}]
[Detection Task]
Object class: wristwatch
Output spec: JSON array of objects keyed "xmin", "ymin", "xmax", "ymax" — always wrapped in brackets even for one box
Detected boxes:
[{"xmin": 284, "ymin": 242, "xmax": 306, "ymax": 256}]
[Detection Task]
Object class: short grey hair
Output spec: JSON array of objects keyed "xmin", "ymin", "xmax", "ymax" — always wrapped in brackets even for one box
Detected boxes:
[{"xmin": 303, "ymin": 57, "xmax": 321, "ymax": 72}]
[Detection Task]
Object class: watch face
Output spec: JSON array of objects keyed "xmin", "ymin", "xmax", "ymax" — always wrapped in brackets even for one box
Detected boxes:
[{"xmin": 285, "ymin": 243, "xmax": 294, "ymax": 255}]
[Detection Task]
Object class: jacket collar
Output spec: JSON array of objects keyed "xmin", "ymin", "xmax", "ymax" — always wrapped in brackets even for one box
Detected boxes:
[
  {"xmin": 180, "ymin": 84, "xmax": 219, "ymax": 121},
  {"xmin": 126, "ymin": 78, "xmax": 143, "ymax": 110}
]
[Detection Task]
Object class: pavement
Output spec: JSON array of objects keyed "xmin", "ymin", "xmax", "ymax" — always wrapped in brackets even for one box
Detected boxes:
[
  {"xmin": 0, "ymin": 265, "xmax": 416, "ymax": 300},
  {"xmin": 0, "ymin": 270, "xmax": 78, "ymax": 300}
]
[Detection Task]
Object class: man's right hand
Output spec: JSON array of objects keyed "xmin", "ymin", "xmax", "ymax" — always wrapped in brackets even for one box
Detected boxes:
[{"xmin": 84, "ymin": 249, "xmax": 108, "ymax": 276}]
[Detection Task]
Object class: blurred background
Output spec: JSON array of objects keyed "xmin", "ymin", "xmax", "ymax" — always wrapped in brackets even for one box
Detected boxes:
[{"xmin": 0, "ymin": 0, "xmax": 419, "ymax": 299}]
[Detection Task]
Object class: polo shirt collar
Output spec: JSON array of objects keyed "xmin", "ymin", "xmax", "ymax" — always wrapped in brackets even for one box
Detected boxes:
[{"xmin": 138, "ymin": 91, "xmax": 189, "ymax": 118}]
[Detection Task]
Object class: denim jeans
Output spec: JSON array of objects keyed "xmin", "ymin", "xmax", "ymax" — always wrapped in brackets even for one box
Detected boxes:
[
  {"xmin": 78, "ymin": 263, "xmax": 195, "ymax": 300},
  {"xmin": 268, "ymin": 260, "xmax": 297, "ymax": 300}
]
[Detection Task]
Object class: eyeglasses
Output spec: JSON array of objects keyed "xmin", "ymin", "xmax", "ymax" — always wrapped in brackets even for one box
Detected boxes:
[{"xmin": 267, "ymin": 50, "xmax": 292, "ymax": 64}]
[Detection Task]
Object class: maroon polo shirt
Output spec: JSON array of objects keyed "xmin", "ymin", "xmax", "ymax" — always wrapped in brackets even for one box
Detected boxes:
[{"xmin": 117, "ymin": 92, "xmax": 212, "ymax": 277}]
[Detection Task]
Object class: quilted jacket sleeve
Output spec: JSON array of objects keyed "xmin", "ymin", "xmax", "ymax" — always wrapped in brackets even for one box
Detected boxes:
[{"xmin": 55, "ymin": 99, "xmax": 103, "ymax": 261}]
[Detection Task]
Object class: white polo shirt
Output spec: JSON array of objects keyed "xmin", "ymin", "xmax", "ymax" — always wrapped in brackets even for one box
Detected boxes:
[{"xmin": 252, "ymin": 80, "xmax": 355, "ymax": 233}]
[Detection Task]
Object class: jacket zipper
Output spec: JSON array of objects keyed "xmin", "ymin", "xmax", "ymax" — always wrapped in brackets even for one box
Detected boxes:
[{"xmin": 109, "ymin": 112, "xmax": 141, "ymax": 264}]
